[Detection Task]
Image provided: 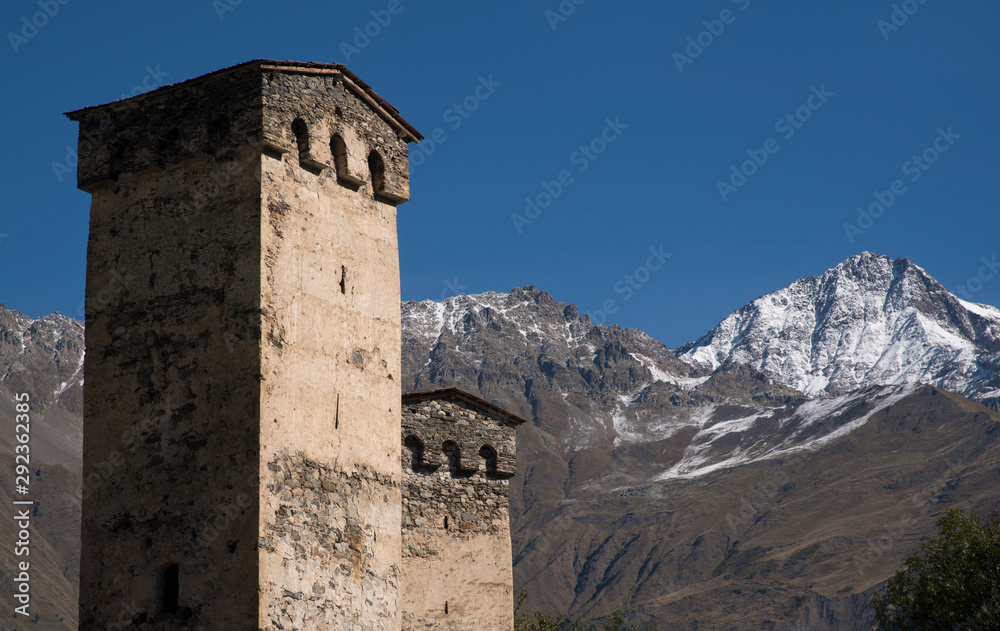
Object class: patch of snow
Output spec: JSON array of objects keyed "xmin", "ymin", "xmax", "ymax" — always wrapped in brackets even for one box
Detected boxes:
[
  {"xmin": 656, "ymin": 385, "xmax": 918, "ymax": 480},
  {"xmin": 630, "ymin": 352, "xmax": 709, "ymax": 390},
  {"xmin": 958, "ymin": 298, "xmax": 1000, "ymax": 322}
]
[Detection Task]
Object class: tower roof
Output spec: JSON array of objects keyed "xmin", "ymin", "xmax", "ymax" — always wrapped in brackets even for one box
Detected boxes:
[
  {"xmin": 402, "ymin": 388, "xmax": 526, "ymax": 425},
  {"xmin": 65, "ymin": 59, "xmax": 423, "ymax": 143}
]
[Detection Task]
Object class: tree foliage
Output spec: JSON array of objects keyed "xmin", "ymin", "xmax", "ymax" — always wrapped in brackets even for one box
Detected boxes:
[
  {"xmin": 872, "ymin": 509, "xmax": 1000, "ymax": 630},
  {"xmin": 514, "ymin": 590, "xmax": 652, "ymax": 631}
]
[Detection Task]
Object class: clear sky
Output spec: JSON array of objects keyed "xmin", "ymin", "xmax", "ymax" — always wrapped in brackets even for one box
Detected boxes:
[{"xmin": 1, "ymin": 0, "xmax": 997, "ymax": 348}]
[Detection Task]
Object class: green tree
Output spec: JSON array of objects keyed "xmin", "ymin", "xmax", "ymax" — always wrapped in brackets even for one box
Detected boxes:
[
  {"xmin": 872, "ymin": 509, "xmax": 1000, "ymax": 630},
  {"xmin": 514, "ymin": 590, "xmax": 653, "ymax": 631}
]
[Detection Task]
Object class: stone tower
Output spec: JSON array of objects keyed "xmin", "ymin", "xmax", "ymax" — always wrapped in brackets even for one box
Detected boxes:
[
  {"xmin": 68, "ymin": 60, "xmax": 421, "ymax": 630},
  {"xmin": 400, "ymin": 389, "xmax": 524, "ymax": 630}
]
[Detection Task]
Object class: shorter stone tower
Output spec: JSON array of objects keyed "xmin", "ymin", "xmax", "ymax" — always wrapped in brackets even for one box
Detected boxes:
[{"xmin": 400, "ymin": 389, "xmax": 524, "ymax": 630}]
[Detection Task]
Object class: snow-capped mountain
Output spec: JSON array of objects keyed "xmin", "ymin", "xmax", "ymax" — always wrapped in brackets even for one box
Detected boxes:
[
  {"xmin": 398, "ymin": 255, "xmax": 1000, "ymax": 629},
  {"xmin": 677, "ymin": 252, "xmax": 1000, "ymax": 407}
]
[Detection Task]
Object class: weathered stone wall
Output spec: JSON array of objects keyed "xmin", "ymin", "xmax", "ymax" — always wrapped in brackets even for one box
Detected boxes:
[
  {"xmin": 257, "ymin": 66, "xmax": 411, "ymax": 630},
  {"xmin": 400, "ymin": 396, "xmax": 518, "ymax": 630},
  {"xmin": 72, "ymin": 60, "xmax": 417, "ymax": 630},
  {"xmin": 260, "ymin": 454, "xmax": 400, "ymax": 629}
]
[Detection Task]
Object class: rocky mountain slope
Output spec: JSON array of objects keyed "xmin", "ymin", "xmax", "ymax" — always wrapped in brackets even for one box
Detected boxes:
[
  {"xmin": 401, "ymin": 254, "xmax": 1000, "ymax": 629},
  {"xmin": 0, "ymin": 305, "xmax": 83, "ymax": 629},
  {"xmin": 3, "ymin": 252, "xmax": 1000, "ymax": 629}
]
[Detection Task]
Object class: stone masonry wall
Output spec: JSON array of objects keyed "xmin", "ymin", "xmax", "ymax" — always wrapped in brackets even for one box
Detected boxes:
[
  {"xmin": 400, "ymin": 396, "xmax": 518, "ymax": 630},
  {"xmin": 260, "ymin": 453, "xmax": 400, "ymax": 629}
]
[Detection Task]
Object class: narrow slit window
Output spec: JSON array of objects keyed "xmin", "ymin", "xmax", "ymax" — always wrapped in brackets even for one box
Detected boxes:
[
  {"xmin": 292, "ymin": 118, "xmax": 310, "ymax": 166},
  {"xmin": 332, "ymin": 135, "xmax": 348, "ymax": 176},
  {"xmin": 157, "ymin": 563, "xmax": 179, "ymax": 614}
]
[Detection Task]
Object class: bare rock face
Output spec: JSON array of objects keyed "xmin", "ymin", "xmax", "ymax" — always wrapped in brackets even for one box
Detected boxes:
[{"xmin": 0, "ymin": 305, "xmax": 84, "ymax": 422}]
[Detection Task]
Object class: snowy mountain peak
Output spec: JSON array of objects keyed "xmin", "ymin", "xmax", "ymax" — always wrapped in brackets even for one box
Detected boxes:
[{"xmin": 678, "ymin": 254, "xmax": 1000, "ymax": 403}]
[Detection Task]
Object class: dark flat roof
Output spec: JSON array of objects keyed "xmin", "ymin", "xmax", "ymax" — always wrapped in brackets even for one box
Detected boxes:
[
  {"xmin": 402, "ymin": 388, "xmax": 526, "ymax": 425},
  {"xmin": 66, "ymin": 59, "xmax": 422, "ymax": 143}
]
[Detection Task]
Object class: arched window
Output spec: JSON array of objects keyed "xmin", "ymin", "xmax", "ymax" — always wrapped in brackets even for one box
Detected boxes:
[
  {"xmin": 292, "ymin": 118, "xmax": 309, "ymax": 163},
  {"xmin": 403, "ymin": 435, "xmax": 425, "ymax": 472},
  {"xmin": 331, "ymin": 134, "xmax": 363, "ymax": 188},
  {"xmin": 479, "ymin": 444, "xmax": 499, "ymax": 478},
  {"xmin": 368, "ymin": 149, "xmax": 387, "ymax": 200},
  {"xmin": 331, "ymin": 134, "xmax": 349, "ymax": 177},
  {"xmin": 443, "ymin": 441, "xmax": 473, "ymax": 479},
  {"xmin": 292, "ymin": 118, "xmax": 324, "ymax": 172}
]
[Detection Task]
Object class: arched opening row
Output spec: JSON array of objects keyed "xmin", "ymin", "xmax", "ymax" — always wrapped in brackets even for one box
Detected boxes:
[
  {"xmin": 403, "ymin": 435, "xmax": 503, "ymax": 479},
  {"xmin": 290, "ymin": 117, "xmax": 392, "ymax": 201}
]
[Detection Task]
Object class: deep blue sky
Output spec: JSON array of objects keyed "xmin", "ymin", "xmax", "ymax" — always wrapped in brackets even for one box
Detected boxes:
[{"xmin": 2, "ymin": 0, "xmax": 998, "ymax": 347}]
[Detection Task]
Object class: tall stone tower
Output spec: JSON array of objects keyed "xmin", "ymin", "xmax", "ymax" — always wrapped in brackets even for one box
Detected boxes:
[
  {"xmin": 400, "ymin": 389, "xmax": 523, "ymax": 630},
  {"xmin": 68, "ymin": 60, "xmax": 421, "ymax": 630}
]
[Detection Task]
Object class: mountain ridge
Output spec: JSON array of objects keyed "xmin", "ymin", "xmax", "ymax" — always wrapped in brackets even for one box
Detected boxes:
[
  {"xmin": 399, "ymin": 252, "xmax": 1000, "ymax": 628},
  {"xmin": 3, "ymin": 252, "xmax": 1000, "ymax": 629}
]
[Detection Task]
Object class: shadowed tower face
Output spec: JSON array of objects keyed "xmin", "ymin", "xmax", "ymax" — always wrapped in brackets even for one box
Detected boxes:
[{"xmin": 68, "ymin": 60, "xmax": 421, "ymax": 630}]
